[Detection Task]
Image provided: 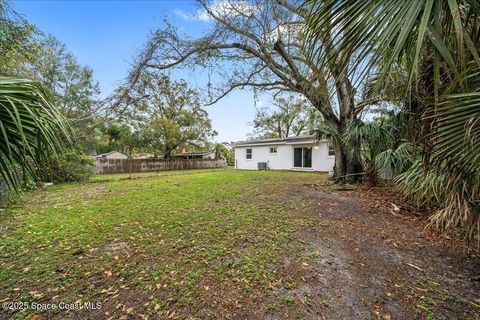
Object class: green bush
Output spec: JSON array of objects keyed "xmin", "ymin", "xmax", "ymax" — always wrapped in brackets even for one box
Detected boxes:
[{"xmin": 46, "ymin": 151, "xmax": 95, "ymax": 183}]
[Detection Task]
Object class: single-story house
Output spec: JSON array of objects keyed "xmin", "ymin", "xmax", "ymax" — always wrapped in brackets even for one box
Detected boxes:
[
  {"xmin": 234, "ymin": 135, "xmax": 335, "ymax": 172},
  {"xmin": 96, "ymin": 151, "xmax": 128, "ymax": 160},
  {"xmin": 132, "ymin": 152, "xmax": 155, "ymax": 159},
  {"xmin": 172, "ymin": 151, "xmax": 215, "ymax": 160}
]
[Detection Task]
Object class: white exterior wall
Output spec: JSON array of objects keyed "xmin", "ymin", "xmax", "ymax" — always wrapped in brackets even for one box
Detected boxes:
[
  {"xmin": 235, "ymin": 141, "xmax": 334, "ymax": 172},
  {"xmin": 312, "ymin": 142, "xmax": 335, "ymax": 172}
]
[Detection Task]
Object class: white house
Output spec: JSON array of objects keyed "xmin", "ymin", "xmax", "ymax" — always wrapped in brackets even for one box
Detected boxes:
[
  {"xmin": 234, "ymin": 135, "xmax": 335, "ymax": 172},
  {"xmin": 96, "ymin": 151, "xmax": 128, "ymax": 160}
]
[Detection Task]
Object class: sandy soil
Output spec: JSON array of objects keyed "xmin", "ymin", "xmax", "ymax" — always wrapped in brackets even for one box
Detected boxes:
[{"xmin": 277, "ymin": 184, "xmax": 480, "ymax": 319}]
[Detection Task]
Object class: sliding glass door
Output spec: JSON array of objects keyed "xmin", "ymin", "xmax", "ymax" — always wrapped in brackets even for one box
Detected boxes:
[
  {"xmin": 294, "ymin": 148, "xmax": 303, "ymax": 167},
  {"xmin": 293, "ymin": 147, "xmax": 312, "ymax": 168},
  {"xmin": 304, "ymin": 147, "xmax": 312, "ymax": 167}
]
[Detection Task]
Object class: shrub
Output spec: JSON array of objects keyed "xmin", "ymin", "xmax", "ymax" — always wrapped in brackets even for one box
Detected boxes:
[{"xmin": 46, "ymin": 150, "xmax": 95, "ymax": 183}]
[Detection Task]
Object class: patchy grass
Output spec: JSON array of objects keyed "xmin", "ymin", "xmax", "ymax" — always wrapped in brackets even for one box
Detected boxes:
[
  {"xmin": 2, "ymin": 169, "xmax": 478, "ymax": 319},
  {"xmin": 0, "ymin": 169, "xmax": 328, "ymax": 319}
]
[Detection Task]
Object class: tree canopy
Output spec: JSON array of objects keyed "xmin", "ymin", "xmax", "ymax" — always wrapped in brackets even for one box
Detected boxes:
[
  {"xmin": 125, "ymin": 73, "xmax": 216, "ymax": 158},
  {"xmin": 250, "ymin": 94, "xmax": 321, "ymax": 139}
]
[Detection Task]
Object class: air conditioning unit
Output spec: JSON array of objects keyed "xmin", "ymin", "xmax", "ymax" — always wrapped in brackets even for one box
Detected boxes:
[{"xmin": 257, "ymin": 162, "xmax": 268, "ymax": 170}]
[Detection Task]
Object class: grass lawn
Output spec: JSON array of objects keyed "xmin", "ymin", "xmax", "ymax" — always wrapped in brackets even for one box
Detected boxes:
[{"xmin": 0, "ymin": 169, "xmax": 328, "ymax": 319}]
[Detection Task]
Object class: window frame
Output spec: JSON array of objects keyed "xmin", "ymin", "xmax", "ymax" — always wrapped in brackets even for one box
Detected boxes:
[
  {"xmin": 269, "ymin": 146, "xmax": 278, "ymax": 154},
  {"xmin": 246, "ymin": 148, "xmax": 252, "ymax": 160},
  {"xmin": 328, "ymin": 144, "xmax": 335, "ymax": 157}
]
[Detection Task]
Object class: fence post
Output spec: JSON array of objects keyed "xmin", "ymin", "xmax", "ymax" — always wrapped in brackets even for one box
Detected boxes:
[{"xmin": 129, "ymin": 158, "xmax": 132, "ymax": 179}]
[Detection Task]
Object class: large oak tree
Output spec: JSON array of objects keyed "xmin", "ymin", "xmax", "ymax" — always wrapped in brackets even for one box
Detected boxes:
[
  {"xmin": 123, "ymin": 0, "xmax": 376, "ymax": 181},
  {"xmin": 128, "ymin": 73, "xmax": 216, "ymax": 158}
]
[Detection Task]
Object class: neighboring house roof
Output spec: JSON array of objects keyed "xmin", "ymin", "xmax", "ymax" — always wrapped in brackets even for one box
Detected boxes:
[
  {"xmin": 132, "ymin": 152, "xmax": 154, "ymax": 158},
  {"xmin": 175, "ymin": 152, "xmax": 213, "ymax": 156},
  {"xmin": 96, "ymin": 151, "xmax": 127, "ymax": 158},
  {"xmin": 173, "ymin": 152, "xmax": 214, "ymax": 157},
  {"xmin": 235, "ymin": 135, "xmax": 326, "ymax": 147}
]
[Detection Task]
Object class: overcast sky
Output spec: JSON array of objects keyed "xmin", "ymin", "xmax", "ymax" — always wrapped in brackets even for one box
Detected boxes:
[{"xmin": 12, "ymin": 0, "xmax": 267, "ymax": 143}]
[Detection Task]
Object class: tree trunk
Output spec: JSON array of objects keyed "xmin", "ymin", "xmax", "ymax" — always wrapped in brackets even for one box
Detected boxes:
[
  {"xmin": 314, "ymin": 25, "xmax": 363, "ymax": 183},
  {"xmin": 332, "ymin": 138, "xmax": 362, "ymax": 183},
  {"xmin": 333, "ymin": 142, "xmax": 347, "ymax": 181},
  {"xmin": 163, "ymin": 149, "xmax": 172, "ymax": 159},
  {"xmin": 348, "ymin": 156, "xmax": 363, "ymax": 182},
  {"xmin": 332, "ymin": 116, "xmax": 363, "ymax": 183},
  {"xmin": 312, "ymin": 96, "xmax": 362, "ymax": 183}
]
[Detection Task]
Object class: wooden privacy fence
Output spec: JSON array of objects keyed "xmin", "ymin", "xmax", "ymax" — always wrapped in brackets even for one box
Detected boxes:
[{"xmin": 96, "ymin": 158, "xmax": 227, "ymax": 174}]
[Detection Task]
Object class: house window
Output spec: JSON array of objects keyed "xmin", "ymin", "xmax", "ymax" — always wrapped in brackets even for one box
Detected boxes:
[
  {"xmin": 246, "ymin": 148, "xmax": 252, "ymax": 159},
  {"xmin": 328, "ymin": 144, "xmax": 335, "ymax": 156},
  {"xmin": 270, "ymin": 147, "xmax": 277, "ymax": 154},
  {"xmin": 293, "ymin": 147, "xmax": 312, "ymax": 168}
]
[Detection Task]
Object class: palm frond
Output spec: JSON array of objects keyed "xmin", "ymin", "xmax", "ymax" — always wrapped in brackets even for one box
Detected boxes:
[
  {"xmin": 432, "ymin": 91, "xmax": 480, "ymax": 176},
  {"xmin": 344, "ymin": 119, "xmax": 396, "ymax": 162},
  {"xmin": 303, "ymin": 0, "xmax": 480, "ymax": 92},
  {"xmin": 398, "ymin": 160, "xmax": 480, "ymax": 242},
  {"xmin": 375, "ymin": 141, "xmax": 416, "ymax": 179},
  {"xmin": 314, "ymin": 120, "xmax": 341, "ymax": 145},
  {"xmin": 0, "ymin": 77, "xmax": 70, "ymax": 191}
]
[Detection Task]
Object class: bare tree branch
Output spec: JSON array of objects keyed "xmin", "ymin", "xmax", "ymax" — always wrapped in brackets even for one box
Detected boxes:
[
  {"xmin": 275, "ymin": 0, "xmax": 308, "ymax": 18},
  {"xmin": 206, "ymin": 80, "xmax": 287, "ymax": 106}
]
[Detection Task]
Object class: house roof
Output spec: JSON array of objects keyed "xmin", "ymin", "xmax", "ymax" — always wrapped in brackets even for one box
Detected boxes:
[
  {"xmin": 96, "ymin": 151, "xmax": 126, "ymax": 157},
  {"xmin": 235, "ymin": 135, "xmax": 324, "ymax": 147},
  {"xmin": 173, "ymin": 151, "xmax": 214, "ymax": 157},
  {"xmin": 133, "ymin": 152, "xmax": 154, "ymax": 157}
]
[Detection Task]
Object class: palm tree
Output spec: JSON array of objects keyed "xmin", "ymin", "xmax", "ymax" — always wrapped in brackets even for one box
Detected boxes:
[
  {"xmin": 0, "ymin": 77, "xmax": 70, "ymax": 191},
  {"xmin": 304, "ymin": 1, "xmax": 480, "ymax": 243},
  {"xmin": 316, "ymin": 116, "xmax": 399, "ymax": 186}
]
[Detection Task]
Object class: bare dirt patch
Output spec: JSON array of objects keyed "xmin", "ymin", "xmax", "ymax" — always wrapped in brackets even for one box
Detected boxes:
[
  {"xmin": 280, "ymin": 184, "xmax": 480, "ymax": 319},
  {"xmin": 106, "ymin": 241, "xmax": 129, "ymax": 253}
]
